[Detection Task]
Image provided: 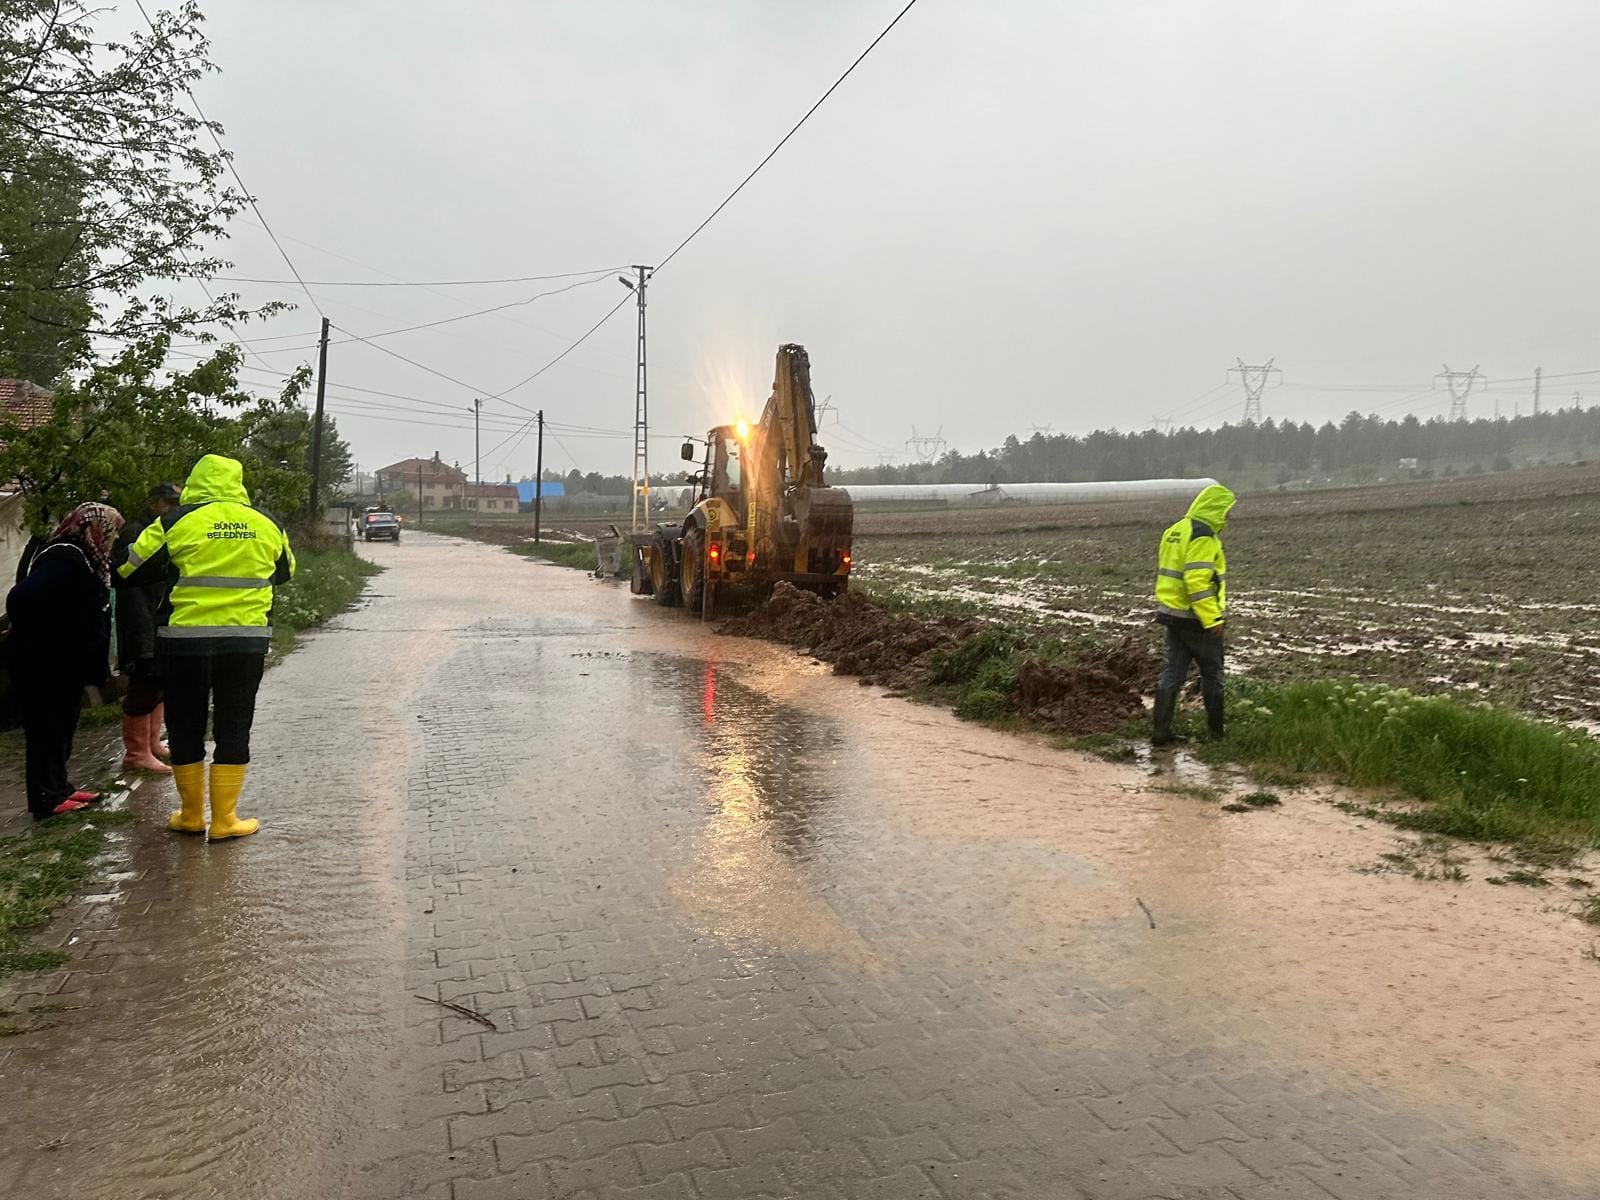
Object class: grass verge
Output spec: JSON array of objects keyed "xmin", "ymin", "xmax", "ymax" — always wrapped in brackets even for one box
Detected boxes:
[
  {"xmin": 272, "ymin": 545, "xmax": 384, "ymax": 655},
  {"xmin": 0, "ymin": 807, "xmax": 137, "ymax": 988},
  {"xmin": 1189, "ymin": 678, "xmax": 1600, "ymax": 847},
  {"xmin": 510, "ymin": 539, "xmax": 598, "ymax": 571}
]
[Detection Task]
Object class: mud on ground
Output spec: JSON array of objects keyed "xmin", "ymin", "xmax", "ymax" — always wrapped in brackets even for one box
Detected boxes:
[
  {"xmin": 720, "ymin": 583, "xmax": 1155, "ymax": 734},
  {"xmin": 852, "ymin": 464, "xmax": 1600, "ymax": 728}
]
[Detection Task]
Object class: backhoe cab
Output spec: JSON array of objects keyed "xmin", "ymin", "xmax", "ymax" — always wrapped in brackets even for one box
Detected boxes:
[{"xmin": 629, "ymin": 343, "xmax": 854, "ymax": 614}]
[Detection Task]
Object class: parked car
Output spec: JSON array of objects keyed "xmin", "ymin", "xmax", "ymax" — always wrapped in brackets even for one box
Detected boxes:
[{"xmin": 363, "ymin": 509, "xmax": 401, "ymax": 542}]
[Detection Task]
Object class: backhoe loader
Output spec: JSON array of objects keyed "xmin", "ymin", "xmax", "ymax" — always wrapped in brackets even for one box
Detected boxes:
[{"xmin": 628, "ymin": 343, "xmax": 854, "ymax": 614}]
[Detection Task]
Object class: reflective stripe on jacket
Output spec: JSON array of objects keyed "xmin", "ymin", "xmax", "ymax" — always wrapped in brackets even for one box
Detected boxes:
[
  {"xmin": 118, "ymin": 455, "xmax": 295, "ymax": 655},
  {"xmin": 1153, "ymin": 483, "xmax": 1235, "ymax": 629}
]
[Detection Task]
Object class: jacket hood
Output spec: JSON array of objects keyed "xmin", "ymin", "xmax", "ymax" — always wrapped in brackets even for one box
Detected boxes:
[
  {"xmin": 1185, "ymin": 483, "xmax": 1236, "ymax": 532},
  {"xmin": 183, "ymin": 454, "xmax": 250, "ymax": 505}
]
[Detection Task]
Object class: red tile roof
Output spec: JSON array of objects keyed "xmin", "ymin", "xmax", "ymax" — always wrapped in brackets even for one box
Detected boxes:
[
  {"xmin": 0, "ymin": 379, "xmax": 52, "ymax": 429},
  {"xmin": 377, "ymin": 456, "xmax": 467, "ymax": 482}
]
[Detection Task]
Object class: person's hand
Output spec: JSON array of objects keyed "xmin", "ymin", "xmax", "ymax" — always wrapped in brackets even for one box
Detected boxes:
[{"xmin": 1207, "ymin": 623, "xmax": 1225, "ymax": 637}]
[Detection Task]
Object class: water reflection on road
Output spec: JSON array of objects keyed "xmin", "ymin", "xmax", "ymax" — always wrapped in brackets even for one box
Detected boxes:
[{"xmin": 656, "ymin": 655, "xmax": 883, "ymax": 969}]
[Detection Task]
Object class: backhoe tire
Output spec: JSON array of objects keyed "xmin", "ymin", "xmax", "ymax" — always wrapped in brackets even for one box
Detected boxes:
[
  {"xmin": 650, "ymin": 534, "xmax": 680, "ymax": 607},
  {"xmin": 681, "ymin": 526, "xmax": 707, "ymax": 614}
]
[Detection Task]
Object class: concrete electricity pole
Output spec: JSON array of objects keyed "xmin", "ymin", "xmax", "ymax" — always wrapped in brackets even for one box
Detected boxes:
[
  {"xmin": 620, "ymin": 266, "xmax": 654, "ymax": 531},
  {"xmin": 1435, "ymin": 364, "xmax": 1481, "ymax": 422},
  {"xmin": 308, "ymin": 316, "xmax": 330, "ymax": 513},
  {"xmin": 534, "ymin": 409, "xmax": 545, "ymax": 545},
  {"xmin": 473, "ymin": 399, "xmax": 484, "ymax": 486},
  {"xmin": 1230, "ymin": 358, "xmax": 1281, "ymax": 424},
  {"xmin": 1533, "ymin": 366, "xmax": 1542, "ymax": 416}
]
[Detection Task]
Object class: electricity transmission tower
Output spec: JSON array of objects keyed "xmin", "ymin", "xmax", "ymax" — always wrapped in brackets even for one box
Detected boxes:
[
  {"xmin": 906, "ymin": 425, "xmax": 947, "ymax": 464},
  {"xmin": 814, "ymin": 393, "xmax": 837, "ymax": 425},
  {"xmin": 1230, "ymin": 358, "xmax": 1281, "ymax": 423},
  {"xmin": 1150, "ymin": 416, "xmax": 1175, "ymax": 433},
  {"xmin": 1435, "ymin": 364, "xmax": 1480, "ymax": 422},
  {"xmin": 1027, "ymin": 423, "xmax": 1055, "ymax": 436}
]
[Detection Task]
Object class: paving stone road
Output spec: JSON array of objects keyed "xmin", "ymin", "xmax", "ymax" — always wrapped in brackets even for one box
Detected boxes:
[{"xmin": 2, "ymin": 532, "xmax": 1593, "ymax": 1200}]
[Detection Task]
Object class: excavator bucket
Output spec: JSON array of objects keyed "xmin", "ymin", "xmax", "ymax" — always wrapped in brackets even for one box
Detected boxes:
[{"xmin": 798, "ymin": 486, "xmax": 854, "ymax": 543}]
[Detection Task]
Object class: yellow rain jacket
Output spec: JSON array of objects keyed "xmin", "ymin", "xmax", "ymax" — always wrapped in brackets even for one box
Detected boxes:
[
  {"xmin": 118, "ymin": 455, "xmax": 295, "ymax": 655},
  {"xmin": 1154, "ymin": 484, "xmax": 1235, "ymax": 629}
]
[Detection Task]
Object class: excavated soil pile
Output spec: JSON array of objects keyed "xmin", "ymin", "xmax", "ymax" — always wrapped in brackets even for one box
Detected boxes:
[
  {"xmin": 721, "ymin": 585, "xmax": 1153, "ymax": 734},
  {"xmin": 1015, "ymin": 660, "xmax": 1146, "ymax": 734},
  {"xmin": 1010, "ymin": 634, "xmax": 1156, "ymax": 735},
  {"xmin": 720, "ymin": 583, "xmax": 983, "ymax": 691}
]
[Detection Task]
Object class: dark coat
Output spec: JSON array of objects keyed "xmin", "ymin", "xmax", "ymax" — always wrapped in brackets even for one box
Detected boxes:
[
  {"xmin": 5, "ymin": 544, "xmax": 112, "ymax": 689},
  {"xmin": 13, "ymin": 533, "xmax": 44, "ymax": 586},
  {"xmin": 112, "ymin": 515, "xmax": 168, "ymax": 667}
]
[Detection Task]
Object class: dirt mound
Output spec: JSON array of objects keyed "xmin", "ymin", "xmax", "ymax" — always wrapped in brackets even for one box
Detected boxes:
[
  {"xmin": 721, "ymin": 584, "xmax": 1151, "ymax": 733},
  {"xmin": 1014, "ymin": 660, "xmax": 1146, "ymax": 734},
  {"xmin": 720, "ymin": 583, "xmax": 983, "ymax": 691},
  {"xmin": 1077, "ymin": 633, "xmax": 1161, "ymax": 693}
]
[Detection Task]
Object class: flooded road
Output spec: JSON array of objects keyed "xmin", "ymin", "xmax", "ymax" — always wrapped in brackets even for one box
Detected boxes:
[{"xmin": 2, "ymin": 532, "xmax": 1596, "ymax": 1199}]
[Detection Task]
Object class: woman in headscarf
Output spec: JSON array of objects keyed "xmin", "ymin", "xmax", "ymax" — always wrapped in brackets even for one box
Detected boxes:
[{"xmin": 6, "ymin": 501, "xmax": 125, "ymax": 818}]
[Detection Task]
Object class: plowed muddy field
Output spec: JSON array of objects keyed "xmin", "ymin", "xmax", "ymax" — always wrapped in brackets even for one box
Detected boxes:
[{"xmin": 850, "ymin": 464, "xmax": 1600, "ymax": 727}]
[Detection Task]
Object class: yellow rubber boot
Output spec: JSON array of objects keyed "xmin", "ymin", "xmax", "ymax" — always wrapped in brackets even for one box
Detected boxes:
[
  {"xmin": 207, "ymin": 764, "xmax": 259, "ymax": 840},
  {"xmin": 169, "ymin": 762, "xmax": 208, "ymax": 834}
]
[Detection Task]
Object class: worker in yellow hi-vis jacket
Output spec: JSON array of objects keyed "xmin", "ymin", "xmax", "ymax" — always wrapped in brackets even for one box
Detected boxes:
[
  {"xmin": 118, "ymin": 455, "xmax": 295, "ymax": 839},
  {"xmin": 1151, "ymin": 483, "xmax": 1236, "ymax": 745}
]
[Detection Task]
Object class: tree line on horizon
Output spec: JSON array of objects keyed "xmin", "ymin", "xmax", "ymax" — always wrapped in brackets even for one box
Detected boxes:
[
  {"xmin": 825, "ymin": 406, "xmax": 1600, "ymax": 487},
  {"xmin": 502, "ymin": 405, "xmax": 1600, "ymax": 498}
]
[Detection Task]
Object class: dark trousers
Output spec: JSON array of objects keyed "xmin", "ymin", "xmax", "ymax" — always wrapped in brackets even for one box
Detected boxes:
[
  {"xmin": 23, "ymin": 681, "xmax": 83, "ymax": 816},
  {"xmin": 161, "ymin": 652, "xmax": 265, "ymax": 766},
  {"xmin": 1158, "ymin": 622, "xmax": 1225, "ymax": 700}
]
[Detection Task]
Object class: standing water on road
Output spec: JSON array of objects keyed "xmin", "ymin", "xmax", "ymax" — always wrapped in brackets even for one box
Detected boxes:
[{"xmin": 2, "ymin": 532, "xmax": 1594, "ymax": 1200}]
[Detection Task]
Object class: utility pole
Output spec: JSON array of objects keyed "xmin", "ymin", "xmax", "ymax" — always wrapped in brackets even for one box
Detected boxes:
[
  {"xmin": 1435, "ymin": 364, "xmax": 1481, "ymax": 421},
  {"xmin": 1533, "ymin": 366, "xmax": 1542, "ymax": 416},
  {"xmin": 473, "ymin": 399, "xmax": 484, "ymax": 486},
  {"xmin": 308, "ymin": 316, "xmax": 330, "ymax": 513},
  {"xmin": 1230, "ymin": 358, "xmax": 1281, "ymax": 424},
  {"xmin": 417, "ymin": 460, "xmax": 423, "ymax": 528},
  {"xmin": 619, "ymin": 265, "xmax": 654, "ymax": 531},
  {"xmin": 534, "ymin": 409, "xmax": 545, "ymax": 544}
]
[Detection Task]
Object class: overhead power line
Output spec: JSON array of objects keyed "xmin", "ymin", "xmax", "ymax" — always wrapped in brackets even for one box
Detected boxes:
[
  {"xmin": 204, "ymin": 266, "xmax": 629, "ymax": 287},
  {"xmin": 495, "ymin": 293, "xmax": 635, "ymax": 399},
  {"xmin": 135, "ymin": 1, "xmax": 323, "ymax": 319},
  {"xmin": 654, "ymin": 0, "xmax": 923, "ymax": 273}
]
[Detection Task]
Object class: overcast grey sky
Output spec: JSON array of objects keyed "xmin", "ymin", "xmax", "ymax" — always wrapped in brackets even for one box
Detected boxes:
[{"xmin": 178, "ymin": 0, "xmax": 1600, "ymax": 479}]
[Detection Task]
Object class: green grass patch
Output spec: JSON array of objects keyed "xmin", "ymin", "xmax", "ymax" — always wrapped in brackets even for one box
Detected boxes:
[
  {"xmin": 0, "ymin": 808, "xmax": 136, "ymax": 983},
  {"xmin": 1486, "ymin": 868, "xmax": 1552, "ymax": 888},
  {"xmin": 1154, "ymin": 781, "xmax": 1221, "ymax": 802},
  {"xmin": 1362, "ymin": 834, "xmax": 1470, "ymax": 882},
  {"xmin": 1062, "ymin": 731, "xmax": 1139, "ymax": 762},
  {"xmin": 1198, "ymin": 679, "xmax": 1600, "ymax": 846},
  {"xmin": 273, "ymin": 546, "xmax": 383, "ymax": 655},
  {"xmin": 1237, "ymin": 791, "xmax": 1282, "ymax": 808},
  {"xmin": 510, "ymin": 539, "xmax": 598, "ymax": 571}
]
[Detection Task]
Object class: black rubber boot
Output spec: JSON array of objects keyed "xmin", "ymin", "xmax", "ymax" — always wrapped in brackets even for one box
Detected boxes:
[
  {"xmin": 1203, "ymin": 690, "xmax": 1226, "ymax": 739},
  {"xmin": 1151, "ymin": 688, "xmax": 1186, "ymax": 746}
]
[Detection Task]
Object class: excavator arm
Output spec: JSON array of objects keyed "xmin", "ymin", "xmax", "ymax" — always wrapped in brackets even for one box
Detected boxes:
[
  {"xmin": 749, "ymin": 344, "xmax": 852, "ymax": 572},
  {"xmin": 758, "ymin": 343, "xmax": 829, "ymax": 494}
]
